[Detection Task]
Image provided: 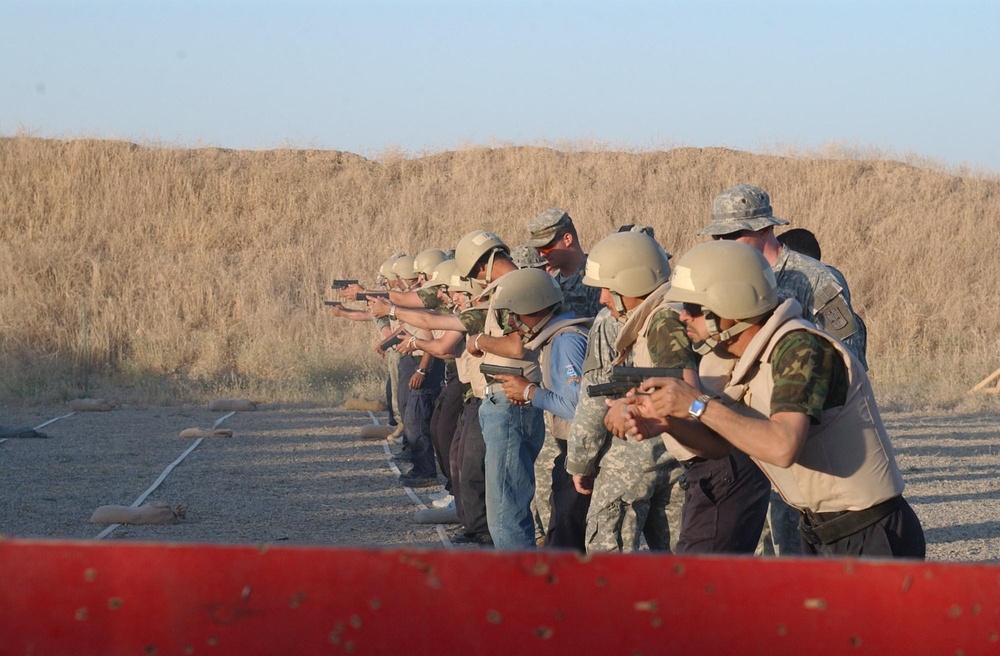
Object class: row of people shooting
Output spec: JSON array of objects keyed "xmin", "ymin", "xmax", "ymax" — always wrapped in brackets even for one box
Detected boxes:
[{"xmin": 324, "ymin": 185, "xmax": 924, "ymax": 559}]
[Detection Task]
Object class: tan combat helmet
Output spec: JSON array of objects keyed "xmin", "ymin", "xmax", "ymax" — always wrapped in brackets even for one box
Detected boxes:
[
  {"xmin": 377, "ymin": 252, "xmax": 406, "ymax": 284},
  {"xmin": 413, "ymin": 249, "xmax": 450, "ymax": 277},
  {"xmin": 582, "ymin": 231, "xmax": 671, "ymax": 297},
  {"xmin": 664, "ymin": 241, "xmax": 778, "ymax": 353},
  {"xmin": 422, "ymin": 259, "xmax": 459, "ymax": 289},
  {"xmin": 489, "ymin": 267, "xmax": 563, "ymax": 316},
  {"xmin": 454, "ymin": 230, "xmax": 509, "ymax": 280},
  {"xmin": 699, "ymin": 184, "xmax": 790, "ymax": 237},
  {"xmin": 487, "ymin": 267, "xmax": 563, "ymax": 337},
  {"xmin": 390, "ymin": 255, "xmax": 420, "ymax": 289}
]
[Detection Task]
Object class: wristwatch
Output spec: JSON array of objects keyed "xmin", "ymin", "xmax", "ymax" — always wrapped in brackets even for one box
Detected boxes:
[{"xmin": 688, "ymin": 394, "xmax": 714, "ymax": 421}]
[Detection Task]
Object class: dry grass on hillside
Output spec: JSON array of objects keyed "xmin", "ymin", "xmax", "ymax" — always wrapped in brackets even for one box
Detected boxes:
[{"xmin": 1, "ymin": 135, "xmax": 998, "ymax": 410}]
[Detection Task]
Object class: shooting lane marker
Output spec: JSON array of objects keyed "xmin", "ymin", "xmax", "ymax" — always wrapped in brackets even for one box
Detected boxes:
[
  {"xmin": 0, "ymin": 412, "xmax": 77, "ymax": 446},
  {"xmin": 94, "ymin": 411, "xmax": 238, "ymax": 540},
  {"xmin": 367, "ymin": 410, "xmax": 451, "ymax": 548}
]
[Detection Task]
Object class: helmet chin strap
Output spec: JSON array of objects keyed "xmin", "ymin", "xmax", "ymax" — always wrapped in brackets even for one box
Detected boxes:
[
  {"xmin": 515, "ymin": 307, "xmax": 557, "ymax": 342},
  {"xmin": 611, "ymin": 291, "xmax": 628, "ymax": 320},
  {"xmin": 696, "ymin": 310, "xmax": 757, "ymax": 355},
  {"xmin": 484, "ymin": 249, "xmax": 499, "ymax": 283}
]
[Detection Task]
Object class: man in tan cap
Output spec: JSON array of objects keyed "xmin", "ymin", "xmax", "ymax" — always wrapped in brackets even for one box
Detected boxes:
[{"xmin": 526, "ymin": 208, "xmax": 601, "ymax": 320}]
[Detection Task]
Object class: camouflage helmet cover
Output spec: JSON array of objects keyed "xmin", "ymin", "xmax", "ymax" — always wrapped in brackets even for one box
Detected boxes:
[
  {"xmin": 699, "ymin": 184, "xmax": 790, "ymax": 236},
  {"xmin": 511, "ymin": 243, "xmax": 550, "ymax": 269},
  {"xmin": 664, "ymin": 241, "xmax": 778, "ymax": 320}
]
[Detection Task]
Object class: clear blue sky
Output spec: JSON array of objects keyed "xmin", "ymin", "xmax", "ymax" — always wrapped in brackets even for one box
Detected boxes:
[{"xmin": 2, "ymin": 0, "xmax": 998, "ymax": 172}]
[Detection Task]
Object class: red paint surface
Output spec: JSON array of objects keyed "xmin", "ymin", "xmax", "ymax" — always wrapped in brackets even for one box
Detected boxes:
[{"xmin": 0, "ymin": 538, "xmax": 997, "ymax": 655}]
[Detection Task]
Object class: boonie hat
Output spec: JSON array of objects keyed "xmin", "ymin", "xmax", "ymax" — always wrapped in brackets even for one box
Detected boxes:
[
  {"xmin": 699, "ymin": 184, "xmax": 790, "ymax": 236},
  {"xmin": 525, "ymin": 208, "xmax": 573, "ymax": 248}
]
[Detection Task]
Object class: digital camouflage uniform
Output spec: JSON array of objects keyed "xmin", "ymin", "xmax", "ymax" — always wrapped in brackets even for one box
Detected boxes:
[
  {"xmin": 772, "ymin": 247, "xmax": 867, "ymax": 370},
  {"xmin": 565, "ymin": 307, "xmax": 692, "ymax": 553}
]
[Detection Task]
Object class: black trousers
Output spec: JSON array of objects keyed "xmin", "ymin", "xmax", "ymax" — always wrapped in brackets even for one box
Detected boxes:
[
  {"xmin": 675, "ymin": 449, "xmax": 770, "ymax": 554},
  {"xmin": 430, "ymin": 375, "xmax": 465, "ymax": 493},
  {"xmin": 457, "ymin": 398, "xmax": 489, "ymax": 537},
  {"xmin": 544, "ymin": 440, "xmax": 591, "ymax": 552},
  {"xmin": 801, "ymin": 497, "xmax": 926, "ymax": 559}
]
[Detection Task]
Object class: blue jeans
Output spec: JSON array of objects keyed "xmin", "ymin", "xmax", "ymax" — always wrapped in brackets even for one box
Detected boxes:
[{"xmin": 479, "ymin": 392, "xmax": 545, "ymax": 550}]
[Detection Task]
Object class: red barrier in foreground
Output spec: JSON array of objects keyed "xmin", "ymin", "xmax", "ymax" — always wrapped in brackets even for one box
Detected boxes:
[{"xmin": 0, "ymin": 538, "xmax": 997, "ymax": 655}]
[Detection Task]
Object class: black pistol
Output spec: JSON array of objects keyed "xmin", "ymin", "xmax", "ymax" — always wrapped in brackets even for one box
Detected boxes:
[
  {"xmin": 586, "ymin": 366, "xmax": 683, "ymax": 397},
  {"xmin": 331, "ymin": 279, "xmax": 359, "ymax": 289},
  {"xmin": 479, "ymin": 363, "xmax": 525, "ymax": 379},
  {"xmin": 378, "ymin": 333, "xmax": 404, "ymax": 351}
]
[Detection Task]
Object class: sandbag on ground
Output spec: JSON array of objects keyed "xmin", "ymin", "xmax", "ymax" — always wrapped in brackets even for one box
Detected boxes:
[
  {"xmin": 67, "ymin": 398, "xmax": 115, "ymax": 412},
  {"xmin": 208, "ymin": 398, "xmax": 257, "ymax": 411},
  {"xmin": 179, "ymin": 428, "xmax": 234, "ymax": 439},
  {"xmin": 413, "ymin": 506, "xmax": 460, "ymax": 524},
  {"xmin": 343, "ymin": 397, "xmax": 386, "ymax": 412},
  {"xmin": 90, "ymin": 502, "xmax": 187, "ymax": 525},
  {"xmin": 359, "ymin": 425, "xmax": 395, "ymax": 440}
]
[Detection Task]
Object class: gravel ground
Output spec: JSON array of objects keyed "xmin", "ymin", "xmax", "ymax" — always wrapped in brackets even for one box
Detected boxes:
[{"xmin": 1, "ymin": 403, "xmax": 997, "ymax": 562}]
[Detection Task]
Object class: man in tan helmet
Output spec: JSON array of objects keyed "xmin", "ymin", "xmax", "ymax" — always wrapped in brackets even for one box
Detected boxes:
[
  {"xmin": 582, "ymin": 231, "xmax": 770, "ymax": 554},
  {"xmin": 701, "ymin": 184, "xmax": 871, "ymax": 556},
  {"xmin": 479, "ymin": 267, "xmax": 590, "ymax": 550},
  {"xmin": 624, "ymin": 241, "xmax": 925, "ymax": 559}
]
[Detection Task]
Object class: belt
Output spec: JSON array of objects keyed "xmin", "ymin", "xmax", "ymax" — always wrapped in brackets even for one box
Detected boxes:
[
  {"xmin": 484, "ymin": 383, "xmax": 502, "ymax": 397},
  {"xmin": 680, "ymin": 456, "xmax": 707, "ymax": 469},
  {"xmin": 799, "ymin": 495, "xmax": 903, "ymax": 545}
]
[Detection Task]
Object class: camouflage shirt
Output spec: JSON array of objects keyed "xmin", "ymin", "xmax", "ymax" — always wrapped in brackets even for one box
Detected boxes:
[
  {"xmin": 646, "ymin": 308, "xmax": 699, "ymax": 370},
  {"xmin": 770, "ymin": 330, "xmax": 849, "ymax": 422},
  {"xmin": 566, "ymin": 308, "xmax": 621, "ymax": 476},
  {"xmin": 556, "ymin": 256, "xmax": 602, "ymax": 319},
  {"xmin": 416, "ymin": 287, "xmax": 443, "ymax": 310},
  {"xmin": 458, "ymin": 307, "xmax": 487, "ymax": 335},
  {"xmin": 772, "ymin": 247, "xmax": 868, "ymax": 369}
]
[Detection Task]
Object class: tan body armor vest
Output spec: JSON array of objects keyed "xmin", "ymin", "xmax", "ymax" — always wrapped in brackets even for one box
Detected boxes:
[
  {"xmin": 706, "ymin": 299, "xmax": 904, "ymax": 513},
  {"xmin": 530, "ymin": 317, "xmax": 591, "ymax": 441},
  {"xmin": 612, "ymin": 285, "xmax": 698, "ymax": 462},
  {"xmin": 482, "ymin": 300, "xmax": 542, "ymax": 383}
]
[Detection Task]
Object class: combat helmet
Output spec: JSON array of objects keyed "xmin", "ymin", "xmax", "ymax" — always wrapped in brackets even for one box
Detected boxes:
[
  {"xmin": 511, "ymin": 243, "xmax": 550, "ymax": 269},
  {"xmin": 413, "ymin": 249, "xmax": 450, "ymax": 277},
  {"xmin": 698, "ymin": 184, "xmax": 789, "ymax": 237},
  {"xmin": 487, "ymin": 268, "xmax": 563, "ymax": 338},
  {"xmin": 489, "ymin": 267, "xmax": 563, "ymax": 316},
  {"xmin": 454, "ymin": 230, "xmax": 509, "ymax": 280},
  {"xmin": 377, "ymin": 252, "xmax": 406, "ymax": 284},
  {"xmin": 583, "ymin": 231, "xmax": 671, "ymax": 297},
  {"xmin": 390, "ymin": 255, "xmax": 420, "ymax": 289},
  {"xmin": 423, "ymin": 259, "xmax": 459, "ymax": 289},
  {"xmin": 664, "ymin": 241, "xmax": 778, "ymax": 353}
]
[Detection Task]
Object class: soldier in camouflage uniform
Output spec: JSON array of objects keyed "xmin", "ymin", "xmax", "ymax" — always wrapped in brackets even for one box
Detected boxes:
[
  {"xmin": 524, "ymin": 210, "xmax": 603, "ymax": 542},
  {"xmin": 624, "ymin": 241, "xmax": 925, "ymax": 559},
  {"xmin": 565, "ymin": 228, "xmax": 688, "ymax": 553},
  {"xmin": 699, "ymin": 184, "xmax": 870, "ymax": 555},
  {"xmin": 587, "ymin": 231, "xmax": 768, "ymax": 555}
]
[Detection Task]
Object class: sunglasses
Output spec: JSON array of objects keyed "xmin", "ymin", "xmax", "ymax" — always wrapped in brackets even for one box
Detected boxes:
[
  {"xmin": 712, "ymin": 230, "xmax": 753, "ymax": 241},
  {"xmin": 681, "ymin": 303, "xmax": 704, "ymax": 317}
]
